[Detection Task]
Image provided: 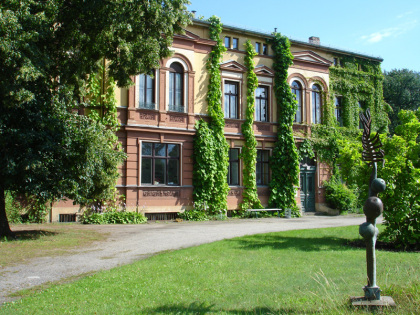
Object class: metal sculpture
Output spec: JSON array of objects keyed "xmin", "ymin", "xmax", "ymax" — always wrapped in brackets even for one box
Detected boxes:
[{"xmin": 358, "ymin": 108, "xmax": 386, "ymax": 300}]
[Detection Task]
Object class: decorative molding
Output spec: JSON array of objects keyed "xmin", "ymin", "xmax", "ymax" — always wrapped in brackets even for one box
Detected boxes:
[
  {"xmin": 257, "ymin": 124, "xmax": 271, "ymax": 131},
  {"xmin": 140, "ymin": 113, "xmax": 157, "ymax": 120},
  {"xmin": 220, "ymin": 60, "xmax": 247, "ymax": 73},
  {"xmin": 254, "ymin": 65, "xmax": 275, "ymax": 77},
  {"xmin": 169, "ymin": 115, "xmax": 186, "ymax": 123},
  {"xmin": 292, "ymin": 51, "xmax": 333, "ymax": 67},
  {"xmin": 143, "ymin": 190, "xmax": 180, "ymax": 197},
  {"xmin": 225, "ymin": 122, "xmax": 240, "ymax": 128},
  {"xmin": 228, "ymin": 189, "xmax": 242, "ymax": 196}
]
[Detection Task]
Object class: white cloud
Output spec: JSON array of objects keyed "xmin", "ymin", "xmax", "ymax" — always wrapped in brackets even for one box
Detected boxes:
[{"xmin": 361, "ymin": 20, "xmax": 418, "ymax": 44}]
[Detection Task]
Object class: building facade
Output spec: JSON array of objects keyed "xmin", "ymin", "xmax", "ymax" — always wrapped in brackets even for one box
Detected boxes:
[{"xmin": 53, "ymin": 19, "xmax": 383, "ymax": 221}]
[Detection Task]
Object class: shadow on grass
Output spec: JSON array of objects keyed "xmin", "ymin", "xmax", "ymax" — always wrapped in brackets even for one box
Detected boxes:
[
  {"xmin": 146, "ymin": 302, "xmax": 324, "ymax": 314},
  {"xmin": 1, "ymin": 230, "xmax": 58, "ymax": 242},
  {"xmin": 228, "ymin": 234, "xmax": 355, "ymax": 252}
]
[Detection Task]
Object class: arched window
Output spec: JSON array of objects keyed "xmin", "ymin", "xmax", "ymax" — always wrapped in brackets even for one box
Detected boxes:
[
  {"xmin": 138, "ymin": 71, "xmax": 155, "ymax": 110},
  {"xmin": 169, "ymin": 62, "xmax": 184, "ymax": 112},
  {"xmin": 291, "ymin": 81, "xmax": 303, "ymax": 123},
  {"xmin": 312, "ymin": 84, "xmax": 322, "ymax": 124}
]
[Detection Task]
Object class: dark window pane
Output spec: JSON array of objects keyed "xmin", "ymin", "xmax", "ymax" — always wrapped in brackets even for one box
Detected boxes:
[
  {"xmin": 263, "ymin": 44, "xmax": 268, "ymax": 55},
  {"xmin": 142, "ymin": 143, "xmax": 152, "ymax": 156},
  {"xmin": 168, "ymin": 160, "xmax": 179, "ymax": 185},
  {"xmin": 231, "ymin": 161, "xmax": 239, "ymax": 185},
  {"xmin": 232, "ymin": 38, "xmax": 238, "ymax": 49},
  {"xmin": 154, "ymin": 159, "xmax": 166, "ymax": 184},
  {"xmin": 155, "ymin": 143, "xmax": 166, "ymax": 156},
  {"xmin": 168, "ymin": 144, "xmax": 179, "ymax": 157},
  {"xmin": 224, "ymin": 36, "xmax": 230, "ymax": 48},
  {"xmin": 141, "ymin": 158, "xmax": 152, "ymax": 184}
]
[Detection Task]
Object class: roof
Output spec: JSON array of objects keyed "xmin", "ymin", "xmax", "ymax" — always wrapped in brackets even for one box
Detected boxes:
[{"xmin": 192, "ymin": 18, "xmax": 383, "ymax": 63}]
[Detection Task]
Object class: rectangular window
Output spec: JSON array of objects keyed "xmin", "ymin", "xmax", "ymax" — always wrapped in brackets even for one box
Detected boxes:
[
  {"xmin": 228, "ymin": 148, "xmax": 240, "ymax": 186},
  {"xmin": 224, "ymin": 36, "xmax": 231, "ymax": 49},
  {"xmin": 224, "ymin": 81, "xmax": 239, "ymax": 119},
  {"xmin": 255, "ymin": 42, "xmax": 261, "ymax": 54},
  {"xmin": 255, "ymin": 86, "xmax": 268, "ymax": 122},
  {"xmin": 333, "ymin": 58, "xmax": 338, "ymax": 66},
  {"xmin": 141, "ymin": 142, "xmax": 180, "ymax": 186},
  {"xmin": 232, "ymin": 38, "xmax": 239, "ymax": 49},
  {"xmin": 256, "ymin": 150, "xmax": 269, "ymax": 185},
  {"xmin": 139, "ymin": 73, "xmax": 155, "ymax": 110},
  {"xmin": 335, "ymin": 96, "xmax": 343, "ymax": 126},
  {"xmin": 262, "ymin": 43, "xmax": 268, "ymax": 55}
]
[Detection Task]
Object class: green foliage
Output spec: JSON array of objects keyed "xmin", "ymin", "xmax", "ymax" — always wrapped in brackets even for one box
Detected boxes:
[
  {"xmin": 268, "ymin": 33, "xmax": 300, "ymax": 217},
  {"xmin": 297, "ymin": 138, "xmax": 315, "ymax": 160},
  {"xmin": 383, "ymin": 69, "xmax": 420, "ymax": 134},
  {"xmin": 0, "ymin": 0, "xmax": 190, "ymax": 236},
  {"xmin": 193, "ymin": 16, "xmax": 229, "ymax": 215},
  {"xmin": 5, "ymin": 191, "xmax": 23, "ymax": 224},
  {"xmin": 80, "ymin": 211, "xmax": 147, "ymax": 225},
  {"xmin": 323, "ymin": 176, "xmax": 358, "ymax": 213},
  {"xmin": 239, "ymin": 40, "xmax": 262, "ymax": 211},
  {"xmin": 379, "ymin": 109, "xmax": 420, "ymax": 249},
  {"xmin": 329, "ymin": 55, "xmax": 388, "ymax": 133},
  {"xmin": 179, "ymin": 202, "xmax": 209, "ymax": 221}
]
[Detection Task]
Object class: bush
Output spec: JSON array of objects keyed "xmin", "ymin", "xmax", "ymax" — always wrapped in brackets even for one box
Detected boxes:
[
  {"xmin": 179, "ymin": 202, "xmax": 209, "ymax": 221},
  {"xmin": 5, "ymin": 191, "xmax": 23, "ymax": 224},
  {"xmin": 324, "ymin": 176, "xmax": 358, "ymax": 213},
  {"xmin": 80, "ymin": 210, "xmax": 147, "ymax": 224}
]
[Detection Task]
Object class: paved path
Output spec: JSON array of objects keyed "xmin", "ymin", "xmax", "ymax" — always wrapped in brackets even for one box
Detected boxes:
[{"xmin": 0, "ymin": 214, "xmax": 374, "ymax": 305}]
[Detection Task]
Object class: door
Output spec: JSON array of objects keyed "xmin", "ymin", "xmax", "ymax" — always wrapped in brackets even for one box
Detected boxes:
[{"xmin": 300, "ymin": 167, "xmax": 316, "ymax": 212}]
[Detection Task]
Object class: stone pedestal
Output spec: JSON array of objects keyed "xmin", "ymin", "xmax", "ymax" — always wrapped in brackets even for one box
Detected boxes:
[{"xmin": 351, "ymin": 296, "xmax": 396, "ymax": 308}]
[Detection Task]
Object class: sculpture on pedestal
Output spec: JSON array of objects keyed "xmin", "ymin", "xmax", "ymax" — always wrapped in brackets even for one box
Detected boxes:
[{"xmin": 353, "ymin": 108, "xmax": 395, "ymax": 307}]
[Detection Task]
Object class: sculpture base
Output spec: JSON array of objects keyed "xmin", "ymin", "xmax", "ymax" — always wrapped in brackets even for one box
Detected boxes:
[{"xmin": 350, "ymin": 296, "xmax": 396, "ymax": 308}]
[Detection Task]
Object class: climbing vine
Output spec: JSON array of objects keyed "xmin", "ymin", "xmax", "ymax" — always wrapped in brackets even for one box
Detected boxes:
[
  {"xmin": 328, "ymin": 55, "xmax": 388, "ymax": 132},
  {"xmin": 239, "ymin": 40, "xmax": 262, "ymax": 211},
  {"xmin": 193, "ymin": 16, "xmax": 229, "ymax": 215},
  {"xmin": 268, "ymin": 33, "xmax": 300, "ymax": 217}
]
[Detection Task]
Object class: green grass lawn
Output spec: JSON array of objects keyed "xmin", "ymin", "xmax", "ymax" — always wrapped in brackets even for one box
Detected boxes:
[
  {"xmin": 1, "ymin": 225, "xmax": 419, "ymax": 314},
  {"xmin": 0, "ymin": 224, "xmax": 106, "ymax": 267}
]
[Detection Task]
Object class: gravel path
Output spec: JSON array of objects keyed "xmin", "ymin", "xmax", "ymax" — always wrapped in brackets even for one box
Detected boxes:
[{"xmin": 0, "ymin": 214, "xmax": 374, "ymax": 305}]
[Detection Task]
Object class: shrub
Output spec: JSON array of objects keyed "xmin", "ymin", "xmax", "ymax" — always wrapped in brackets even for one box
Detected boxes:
[
  {"xmin": 80, "ymin": 210, "xmax": 147, "ymax": 224},
  {"xmin": 324, "ymin": 176, "xmax": 358, "ymax": 213},
  {"xmin": 179, "ymin": 202, "xmax": 209, "ymax": 221},
  {"xmin": 5, "ymin": 191, "xmax": 23, "ymax": 224}
]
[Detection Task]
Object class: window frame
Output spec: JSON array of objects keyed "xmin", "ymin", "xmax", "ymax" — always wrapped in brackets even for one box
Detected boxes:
[
  {"xmin": 138, "ymin": 71, "xmax": 156, "ymax": 110},
  {"xmin": 228, "ymin": 148, "xmax": 240, "ymax": 186},
  {"xmin": 255, "ymin": 85, "xmax": 269, "ymax": 122},
  {"xmin": 224, "ymin": 80, "xmax": 240, "ymax": 119},
  {"xmin": 140, "ymin": 142, "xmax": 181, "ymax": 186},
  {"xmin": 232, "ymin": 38, "xmax": 239, "ymax": 49},
  {"xmin": 224, "ymin": 36, "xmax": 231, "ymax": 49},
  {"xmin": 334, "ymin": 96, "xmax": 343, "ymax": 126},
  {"xmin": 312, "ymin": 84, "xmax": 322, "ymax": 124},
  {"xmin": 291, "ymin": 80, "xmax": 303, "ymax": 123},
  {"xmin": 256, "ymin": 149, "xmax": 270, "ymax": 186},
  {"xmin": 262, "ymin": 43, "xmax": 268, "ymax": 55},
  {"xmin": 255, "ymin": 42, "xmax": 261, "ymax": 54},
  {"xmin": 168, "ymin": 62, "xmax": 184, "ymax": 113}
]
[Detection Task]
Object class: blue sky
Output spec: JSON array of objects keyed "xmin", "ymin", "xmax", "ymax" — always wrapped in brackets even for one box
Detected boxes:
[{"xmin": 188, "ymin": 0, "xmax": 420, "ymax": 72}]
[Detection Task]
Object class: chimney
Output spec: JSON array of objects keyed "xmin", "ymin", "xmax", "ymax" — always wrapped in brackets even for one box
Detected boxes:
[
  {"xmin": 309, "ymin": 36, "xmax": 320, "ymax": 45},
  {"xmin": 191, "ymin": 10, "xmax": 196, "ymax": 18}
]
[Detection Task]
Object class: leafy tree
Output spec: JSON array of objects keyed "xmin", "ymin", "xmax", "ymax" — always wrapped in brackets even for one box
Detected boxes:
[
  {"xmin": 380, "ymin": 109, "xmax": 420, "ymax": 249},
  {"xmin": 383, "ymin": 69, "xmax": 420, "ymax": 134},
  {"xmin": 0, "ymin": 0, "xmax": 190, "ymax": 237}
]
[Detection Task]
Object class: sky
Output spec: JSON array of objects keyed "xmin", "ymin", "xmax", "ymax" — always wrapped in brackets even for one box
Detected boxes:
[{"xmin": 187, "ymin": 0, "xmax": 420, "ymax": 72}]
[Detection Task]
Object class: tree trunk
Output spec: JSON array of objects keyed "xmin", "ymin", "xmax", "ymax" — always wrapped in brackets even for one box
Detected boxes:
[{"xmin": 0, "ymin": 182, "xmax": 13, "ymax": 237}]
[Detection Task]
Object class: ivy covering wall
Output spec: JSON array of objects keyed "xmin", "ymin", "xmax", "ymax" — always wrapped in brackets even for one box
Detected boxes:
[
  {"xmin": 192, "ymin": 16, "xmax": 229, "ymax": 215},
  {"xmin": 328, "ymin": 55, "xmax": 388, "ymax": 132},
  {"xmin": 268, "ymin": 33, "xmax": 300, "ymax": 216},
  {"xmin": 240, "ymin": 40, "xmax": 262, "ymax": 210}
]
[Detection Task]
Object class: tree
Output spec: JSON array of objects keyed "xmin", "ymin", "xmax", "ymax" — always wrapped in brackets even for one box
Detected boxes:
[
  {"xmin": 0, "ymin": 0, "xmax": 191, "ymax": 236},
  {"xmin": 383, "ymin": 69, "xmax": 420, "ymax": 134}
]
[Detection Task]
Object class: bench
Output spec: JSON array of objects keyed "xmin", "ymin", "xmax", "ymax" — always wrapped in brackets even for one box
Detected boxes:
[{"xmin": 247, "ymin": 208, "xmax": 291, "ymax": 218}]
